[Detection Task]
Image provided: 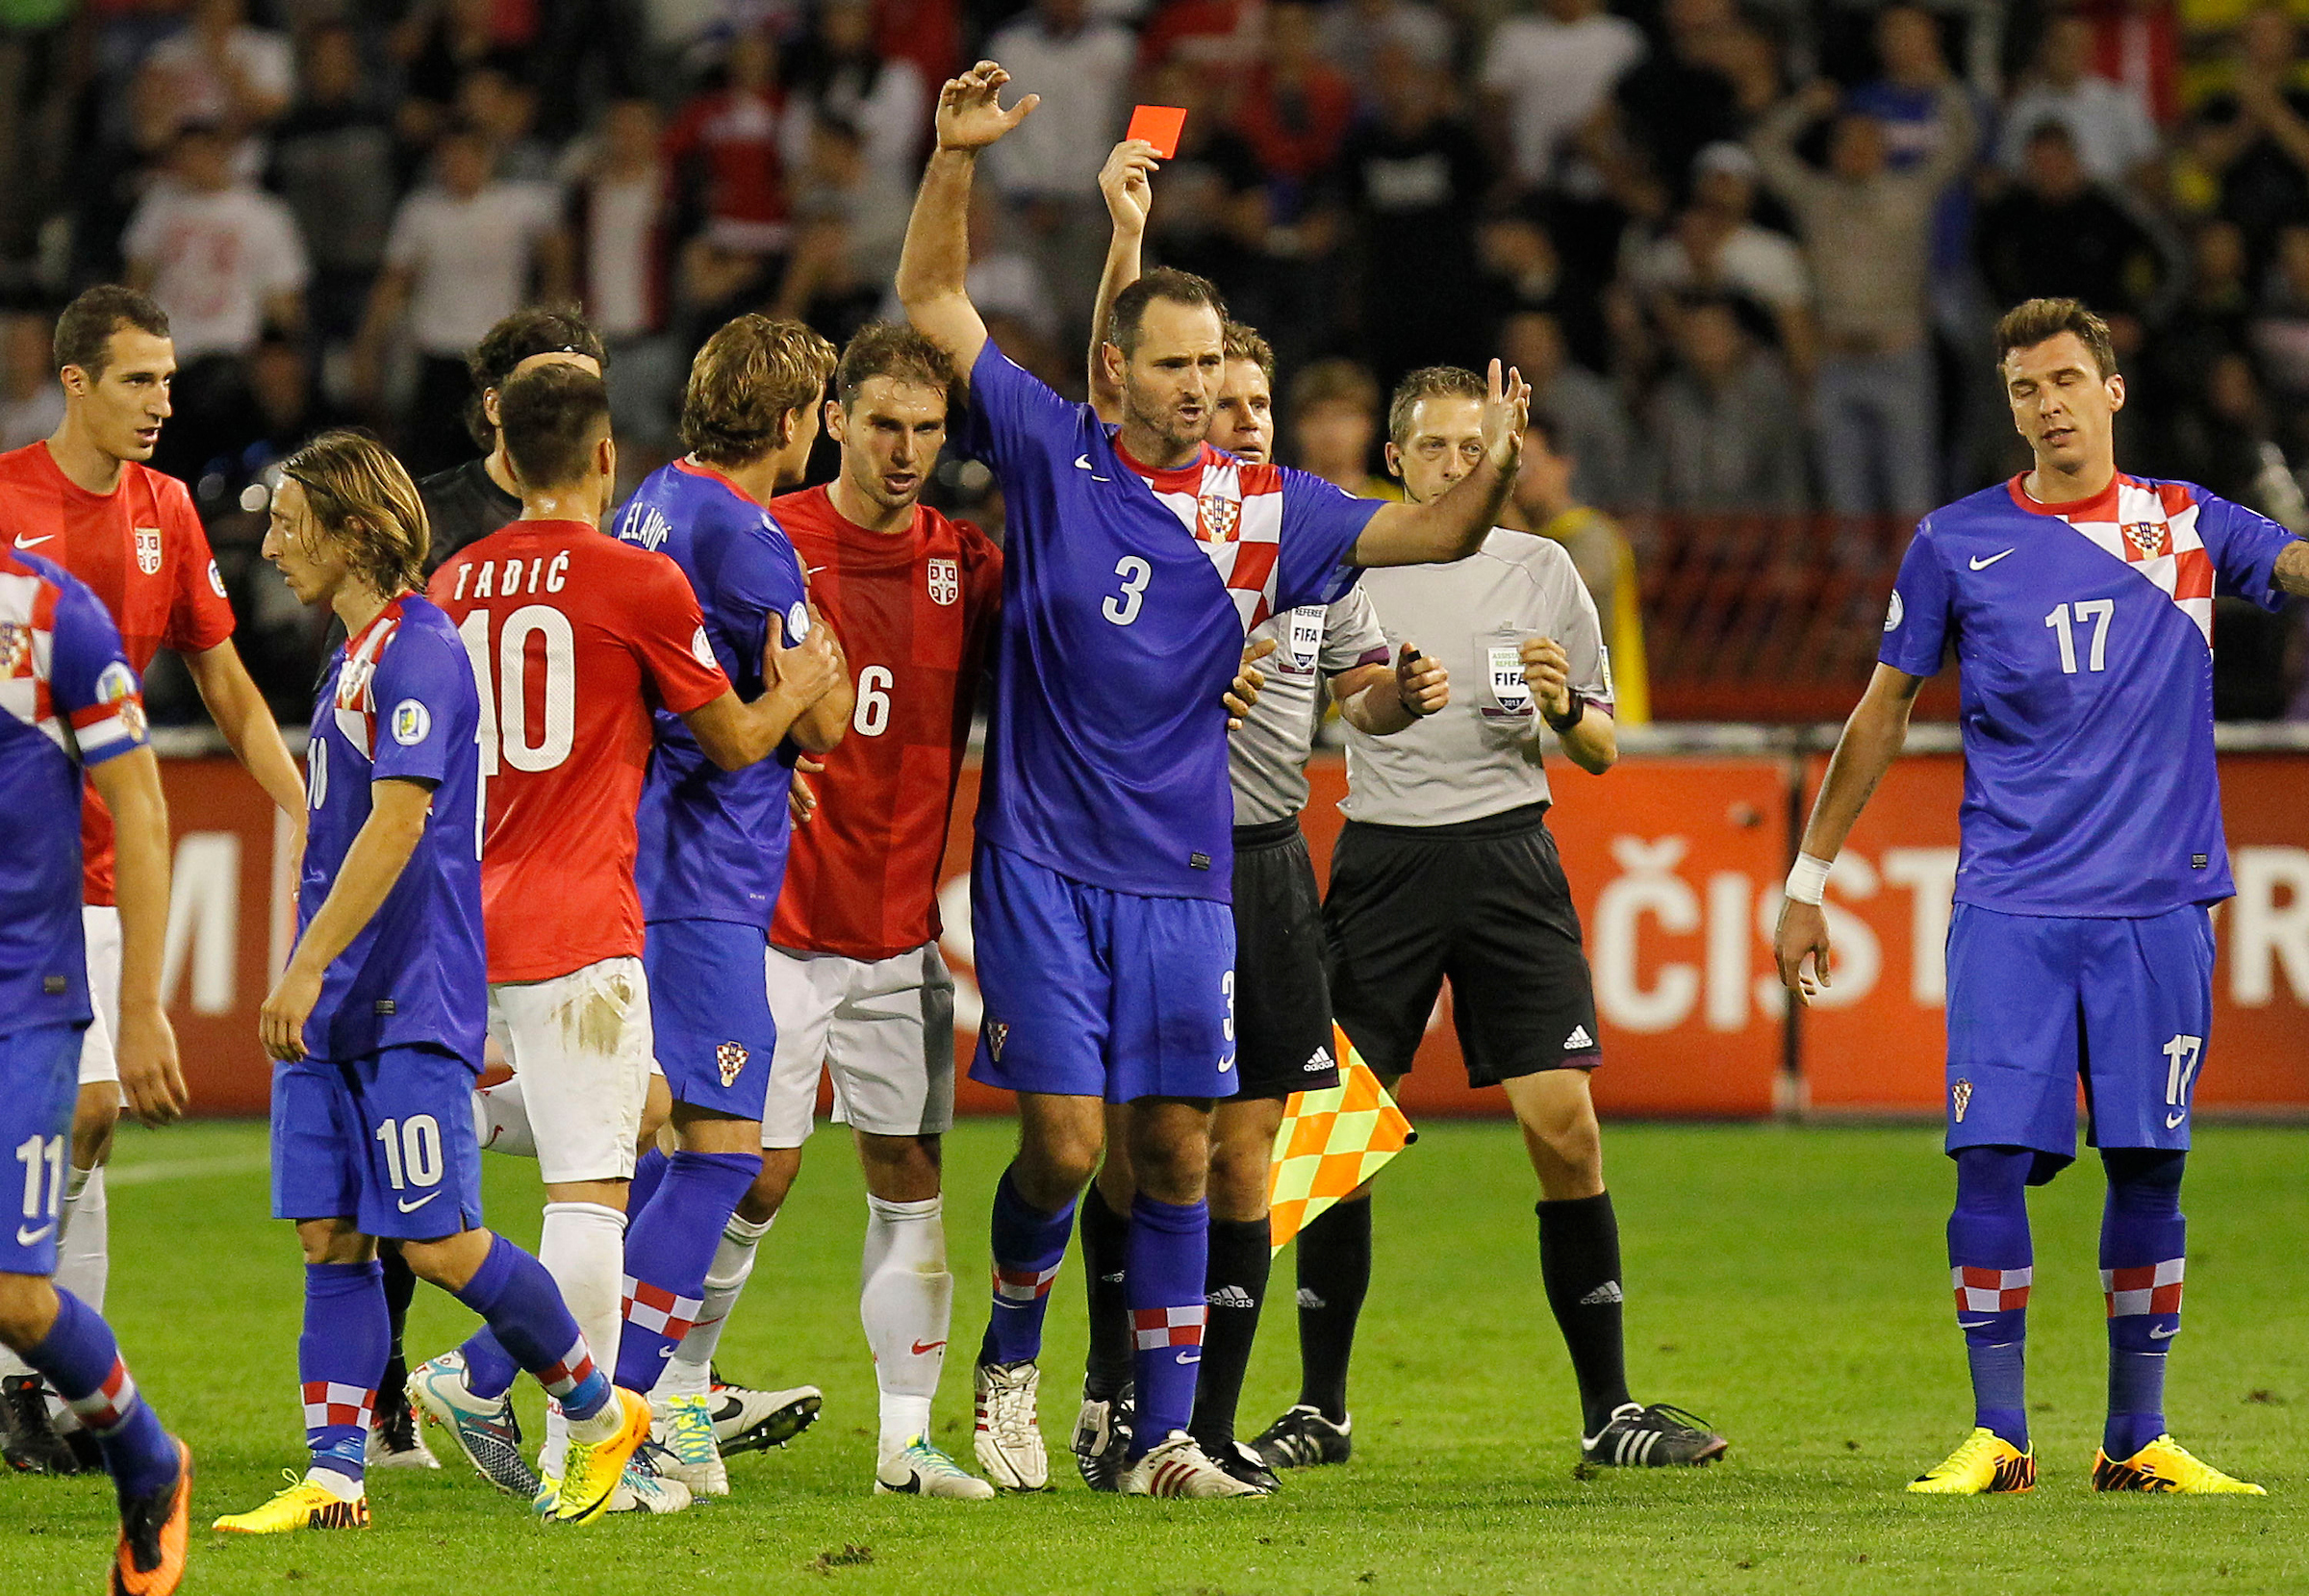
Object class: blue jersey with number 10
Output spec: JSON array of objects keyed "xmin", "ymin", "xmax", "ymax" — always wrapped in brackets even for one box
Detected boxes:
[
  {"xmin": 1881, "ymin": 473, "xmax": 2295, "ymax": 918},
  {"xmin": 957, "ymin": 342, "xmax": 1379, "ymax": 900}
]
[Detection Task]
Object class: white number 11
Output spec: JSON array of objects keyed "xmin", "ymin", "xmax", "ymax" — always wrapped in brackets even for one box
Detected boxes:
[{"xmin": 2044, "ymin": 598, "xmax": 2114, "ymax": 674}]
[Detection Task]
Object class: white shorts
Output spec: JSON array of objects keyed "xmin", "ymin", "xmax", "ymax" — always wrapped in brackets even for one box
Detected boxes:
[
  {"xmin": 760, "ymin": 943, "xmax": 956, "ymax": 1149},
  {"xmin": 488, "ymin": 956, "xmax": 653, "ymax": 1185},
  {"xmin": 78, "ymin": 905, "xmax": 122, "ymax": 1090}
]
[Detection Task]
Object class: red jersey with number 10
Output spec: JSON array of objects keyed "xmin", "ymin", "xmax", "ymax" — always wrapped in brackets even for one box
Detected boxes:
[
  {"xmin": 769, "ymin": 487, "xmax": 1002, "ymax": 961},
  {"xmin": 429, "ymin": 519, "xmax": 730, "ymax": 983},
  {"xmin": 0, "ymin": 443, "xmax": 234, "ymax": 903}
]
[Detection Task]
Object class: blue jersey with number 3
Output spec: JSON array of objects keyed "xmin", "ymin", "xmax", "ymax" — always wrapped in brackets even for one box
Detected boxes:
[
  {"xmin": 300, "ymin": 594, "xmax": 485, "ymax": 1064},
  {"xmin": 958, "ymin": 342, "xmax": 1379, "ymax": 900},
  {"xmin": 1880, "ymin": 473, "xmax": 2295, "ymax": 917}
]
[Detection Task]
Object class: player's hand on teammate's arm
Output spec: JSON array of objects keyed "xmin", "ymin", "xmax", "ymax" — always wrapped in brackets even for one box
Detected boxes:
[
  {"xmin": 1225, "ymin": 637, "xmax": 1278, "ymax": 729},
  {"xmin": 115, "ymin": 1001, "xmax": 188, "ymax": 1126},
  {"xmin": 1518, "ymin": 636, "xmax": 1573, "ymax": 718},
  {"xmin": 764, "ymin": 608, "xmax": 845, "ymax": 712},
  {"xmin": 789, "ymin": 756, "xmax": 825, "ymax": 824},
  {"xmin": 1100, "ymin": 140, "xmax": 1159, "ymax": 237},
  {"xmin": 1773, "ymin": 899, "xmax": 1834, "ymax": 1007},
  {"xmin": 935, "ymin": 62, "xmax": 1039, "ymax": 153},
  {"xmin": 259, "ymin": 960, "xmax": 325, "ymax": 1064},
  {"xmin": 1396, "ymin": 642, "xmax": 1449, "ymax": 717}
]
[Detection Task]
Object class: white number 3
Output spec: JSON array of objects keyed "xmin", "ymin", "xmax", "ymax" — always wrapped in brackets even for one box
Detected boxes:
[{"xmin": 1104, "ymin": 557, "xmax": 1152, "ymax": 627}]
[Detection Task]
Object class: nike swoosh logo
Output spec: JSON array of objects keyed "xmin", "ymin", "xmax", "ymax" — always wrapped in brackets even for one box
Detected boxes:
[
  {"xmin": 395, "ymin": 1191, "xmax": 440, "ymax": 1214},
  {"xmin": 1074, "ymin": 455, "xmax": 1110, "ymax": 481},
  {"xmin": 15, "ymin": 1223, "xmax": 54, "ymax": 1245},
  {"xmin": 1969, "ymin": 549, "xmax": 2015, "ymax": 570},
  {"xmin": 1218, "ymin": 1056, "xmax": 1234, "ymax": 1074},
  {"xmin": 1175, "ymin": 1351, "xmax": 1200, "ymax": 1365},
  {"xmin": 911, "ymin": 1339, "xmax": 948, "ymax": 1355},
  {"xmin": 656, "ymin": 1345, "xmax": 674, "ymax": 1359},
  {"xmin": 1958, "ymin": 1319, "xmax": 1995, "ymax": 1330},
  {"xmin": 2166, "ymin": 1110, "xmax": 2188, "ymax": 1129},
  {"xmin": 2149, "ymin": 1324, "xmax": 2178, "ymax": 1339},
  {"xmin": 13, "ymin": 534, "xmax": 52, "ymax": 548}
]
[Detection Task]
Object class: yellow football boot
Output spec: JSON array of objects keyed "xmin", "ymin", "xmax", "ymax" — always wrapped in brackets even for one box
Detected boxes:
[
  {"xmin": 2093, "ymin": 1435, "xmax": 2265, "ymax": 1494},
  {"xmin": 552, "ymin": 1388, "xmax": 650, "ymax": 1524},
  {"xmin": 1907, "ymin": 1428, "xmax": 2036, "ymax": 1495},
  {"xmin": 213, "ymin": 1471, "xmax": 369, "ymax": 1533}
]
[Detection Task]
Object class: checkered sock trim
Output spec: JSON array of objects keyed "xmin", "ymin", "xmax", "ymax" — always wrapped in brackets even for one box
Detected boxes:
[
  {"xmin": 622, "ymin": 1275, "xmax": 705, "ymax": 1340},
  {"xmin": 1951, "ymin": 1266, "xmax": 2034, "ymax": 1313},
  {"xmin": 301, "ymin": 1381, "xmax": 376, "ymax": 1432},
  {"xmin": 66, "ymin": 1357, "xmax": 139, "ymax": 1434},
  {"xmin": 992, "ymin": 1262, "xmax": 1061, "ymax": 1305},
  {"xmin": 1131, "ymin": 1305, "xmax": 1206, "ymax": 1352},
  {"xmin": 536, "ymin": 1337, "xmax": 599, "ymax": 1401},
  {"xmin": 2102, "ymin": 1258, "xmax": 2184, "ymax": 1317}
]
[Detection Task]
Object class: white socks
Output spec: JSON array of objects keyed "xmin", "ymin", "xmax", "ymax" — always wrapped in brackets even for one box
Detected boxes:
[
  {"xmin": 473, "ymin": 1078, "xmax": 537, "ymax": 1158},
  {"xmin": 664, "ymin": 1210, "xmax": 773, "ymax": 1398},
  {"xmin": 3, "ymin": 1166, "xmax": 106, "ymax": 1385},
  {"xmin": 537, "ymin": 1200, "xmax": 626, "ymax": 1478},
  {"xmin": 862, "ymin": 1195, "xmax": 950, "ymax": 1456}
]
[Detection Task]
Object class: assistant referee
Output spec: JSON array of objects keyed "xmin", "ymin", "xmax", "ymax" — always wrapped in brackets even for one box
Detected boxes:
[{"xmin": 1254, "ymin": 367, "xmax": 1729, "ymax": 1474}]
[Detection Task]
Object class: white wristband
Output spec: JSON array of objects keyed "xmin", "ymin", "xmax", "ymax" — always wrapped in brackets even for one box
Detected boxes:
[{"xmin": 1785, "ymin": 852, "xmax": 1834, "ymax": 907}]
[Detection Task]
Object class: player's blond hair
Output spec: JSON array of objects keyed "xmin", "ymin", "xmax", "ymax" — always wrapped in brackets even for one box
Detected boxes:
[
  {"xmin": 1994, "ymin": 297, "xmax": 2119, "ymax": 381},
  {"xmin": 682, "ymin": 315, "xmax": 838, "ymax": 468},
  {"xmin": 1223, "ymin": 322, "xmax": 1275, "ymax": 385},
  {"xmin": 280, "ymin": 430, "xmax": 431, "ymax": 596}
]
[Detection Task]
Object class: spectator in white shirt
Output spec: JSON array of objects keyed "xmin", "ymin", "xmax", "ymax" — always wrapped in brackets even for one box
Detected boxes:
[
  {"xmin": 1479, "ymin": 0, "xmax": 1646, "ymax": 197},
  {"xmin": 571, "ymin": 97, "xmax": 682, "ymax": 454},
  {"xmin": 1996, "ymin": 13, "xmax": 2161, "ymax": 189},
  {"xmin": 0, "ymin": 313, "xmax": 65, "ymax": 453},
  {"xmin": 144, "ymin": 0, "xmax": 293, "ymax": 180},
  {"xmin": 1626, "ymin": 142, "xmax": 1815, "ymax": 377},
  {"xmin": 357, "ymin": 125, "xmax": 571, "ymax": 472}
]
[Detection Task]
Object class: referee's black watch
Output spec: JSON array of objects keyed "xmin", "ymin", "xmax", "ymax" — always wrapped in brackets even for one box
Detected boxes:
[{"xmin": 1543, "ymin": 689, "xmax": 1586, "ymax": 735}]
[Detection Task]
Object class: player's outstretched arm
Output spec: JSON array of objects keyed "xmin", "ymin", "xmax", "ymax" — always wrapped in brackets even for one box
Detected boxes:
[
  {"xmin": 680, "ymin": 609, "xmax": 846, "ymax": 770},
  {"xmin": 1336, "ymin": 643, "xmax": 1449, "ymax": 736},
  {"xmin": 186, "ymin": 638, "xmax": 308, "ymax": 825},
  {"xmin": 1351, "ymin": 360, "xmax": 1531, "ymax": 568},
  {"xmin": 1773, "ymin": 663, "xmax": 1927, "ymax": 1004},
  {"xmin": 87, "ymin": 746, "xmax": 186, "ymax": 1126},
  {"xmin": 1086, "ymin": 139, "xmax": 1158, "ymax": 423},
  {"xmin": 897, "ymin": 62, "xmax": 1039, "ymax": 382},
  {"xmin": 261, "ymin": 776, "xmax": 434, "ymax": 1063}
]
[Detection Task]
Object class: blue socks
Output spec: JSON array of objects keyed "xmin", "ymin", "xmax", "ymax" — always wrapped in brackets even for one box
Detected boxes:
[
  {"xmin": 1948, "ymin": 1147, "xmax": 2034, "ymax": 1449},
  {"xmin": 2100, "ymin": 1149, "xmax": 2186, "ymax": 1460},
  {"xmin": 300, "ymin": 1260, "xmax": 389, "ymax": 1485},
  {"xmin": 615, "ymin": 1150, "xmax": 760, "ymax": 1392},
  {"xmin": 627, "ymin": 1147, "xmax": 671, "ymax": 1226},
  {"xmin": 26, "ymin": 1287, "xmax": 179, "ymax": 1501},
  {"xmin": 451, "ymin": 1232, "xmax": 611, "ymax": 1421},
  {"xmin": 979, "ymin": 1168, "xmax": 1075, "ymax": 1367},
  {"xmin": 1126, "ymin": 1194, "xmax": 1209, "ymax": 1460}
]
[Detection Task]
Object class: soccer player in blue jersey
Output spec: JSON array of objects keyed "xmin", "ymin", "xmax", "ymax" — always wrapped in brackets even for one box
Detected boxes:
[
  {"xmin": 1776, "ymin": 297, "xmax": 2309, "ymax": 1497},
  {"xmin": 212, "ymin": 432, "xmax": 651, "ymax": 1531},
  {"xmin": 608, "ymin": 316, "xmax": 851, "ymax": 1494},
  {"xmin": 0, "ymin": 544, "xmax": 192, "ymax": 1592},
  {"xmin": 898, "ymin": 61, "xmax": 1530, "ymax": 1498}
]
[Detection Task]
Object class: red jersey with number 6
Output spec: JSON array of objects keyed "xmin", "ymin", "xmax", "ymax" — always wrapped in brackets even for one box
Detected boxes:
[
  {"xmin": 429, "ymin": 519, "xmax": 730, "ymax": 983},
  {"xmin": 0, "ymin": 442, "xmax": 235, "ymax": 903},
  {"xmin": 769, "ymin": 487, "xmax": 1002, "ymax": 961}
]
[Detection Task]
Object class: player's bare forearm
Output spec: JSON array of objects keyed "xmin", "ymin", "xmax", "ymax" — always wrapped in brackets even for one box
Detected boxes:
[
  {"xmin": 791, "ymin": 674, "xmax": 853, "ymax": 755},
  {"xmin": 187, "ymin": 640, "xmax": 308, "ymax": 822},
  {"xmin": 1799, "ymin": 665, "xmax": 1925, "ymax": 861},
  {"xmin": 897, "ymin": 148, "xmax": 989, "ymax": 375},
  {"xmin": 1552, "ymin": 704, "xmax": 1616, "ymax": 773},
  {"xmin": 2273, "ymin": 540, "xmax": 2309, "ymax": 595},
  {"xmin": 1334, "ymin": 662, "xmax": 1408, "ymax": 735},
  {"xmin": 1086, "ymin": 229, "xmax": 1140, "ymax": 423},
  {"xmin": 1352, "ymin": 458, "xmax": 1514, "ymax": 568},
  {"xmin": 87, "ymin": 747, "xmax": 187, "ymax": 1123},
  {"xmin": 290, "ymin": 780, "xmax": 429, "ymax": 981}
]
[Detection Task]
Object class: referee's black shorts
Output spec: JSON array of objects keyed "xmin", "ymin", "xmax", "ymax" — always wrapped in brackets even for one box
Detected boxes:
[
  {"xmin": 1229, "ymin": 816, "xmax": 1344, "ymax": 1100},
  {"xmin": 1324, "ymin": 800, "xmax": 1602, "ymax": 1088}
]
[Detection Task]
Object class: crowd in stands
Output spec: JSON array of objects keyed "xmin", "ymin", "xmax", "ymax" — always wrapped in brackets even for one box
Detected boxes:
[{"xmin": 3, "ymin": 0, "xmax": 2308, "ymax": 716}]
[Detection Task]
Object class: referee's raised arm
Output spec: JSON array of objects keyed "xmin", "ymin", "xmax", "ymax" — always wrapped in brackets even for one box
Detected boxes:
[
  {"xmin": 1349, "ymin": 357, "xmax": 1532, "ymax": 568},
  {"xmin": 896, "ymin": 62, "xmax": 1039, "ymax": 385}
]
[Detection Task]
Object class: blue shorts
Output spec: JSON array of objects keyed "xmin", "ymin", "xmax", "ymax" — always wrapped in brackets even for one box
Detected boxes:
[
  {"xmin": 0, "ymin": 1024, "xmax": 83, "ymax": 1277},
  {"xmin": 272, "ymin": 1044, "xmax": 485, "ymax": 1241},
  {"xmin": 647, "ymin": 918, "xmax": 774, "ymax": 1118},
  {"xmin": 1944, "ymin": 902, "xmax": 2215, "ymax": 1174},
  {"xmin": 968, "ymin": 843, "xmax": 1237, "ymax": 1103}
]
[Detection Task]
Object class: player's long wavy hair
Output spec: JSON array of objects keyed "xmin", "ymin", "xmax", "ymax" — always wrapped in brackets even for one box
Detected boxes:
[
  {"xmin": 279, "ymin": 430, "xmax": 431, "ymax": 597},
  {"xmin": 682, "ymin": 315, "xmax": 838, "ymax": 468}
]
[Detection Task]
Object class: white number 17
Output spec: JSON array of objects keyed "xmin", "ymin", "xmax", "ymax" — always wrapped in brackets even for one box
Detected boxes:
[{"xmin": 2044, "ymin": 599, "xmax": 2114, "ymax": 674}]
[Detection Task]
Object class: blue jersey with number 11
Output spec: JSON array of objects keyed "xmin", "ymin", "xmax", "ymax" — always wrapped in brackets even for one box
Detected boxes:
[
  {"xmin": 957, "ymin": 342, "xmax": 1379, "ymax": 900},
  {"xmin": 1881, "ymin": 473, "xmax": 2294, "ymax": 918}
]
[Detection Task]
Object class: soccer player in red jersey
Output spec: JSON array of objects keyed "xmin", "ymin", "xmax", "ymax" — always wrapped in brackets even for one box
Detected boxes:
[
  {"xmin": 654, "ymin": 324, "xmax": 1002, "ymax": 1498},
  {"xmin": 409, "ymin": 364, "xmax": 839, "ymax": 1507},
  {"xmin": 0, "ymin": 285, "xmax": 305, "ymax": 1476}
]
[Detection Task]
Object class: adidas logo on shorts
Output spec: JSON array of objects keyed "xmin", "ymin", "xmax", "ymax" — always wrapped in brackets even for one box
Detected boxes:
[
  {"xmin": 1304, "ymin": 1048, "xmax": 1334, "ymax": 1073},
  {"xmin": 1206, "ymin": 1285, "xmax": 1256, "ymax": 1309},
  {"xmin": 1579, "ymin": 1280, "xmax": 1623, "ymax": 1305},
  {"xmin": 1296, "ymin": 1288, "xmax": 1328, "ymax": 1310},
  {"xmin": 1563, "ymin": 1025, "xmax": 1595, "ymax": 1051}
]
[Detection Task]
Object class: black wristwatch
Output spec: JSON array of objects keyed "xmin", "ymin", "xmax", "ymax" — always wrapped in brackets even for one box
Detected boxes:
[{"xmin": 1543, "ymin": 689, "xmax": 1586, "ymax": 734}]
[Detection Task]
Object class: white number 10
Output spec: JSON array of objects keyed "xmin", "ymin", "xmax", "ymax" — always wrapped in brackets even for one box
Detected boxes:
[{"xmin": 2044, "ymin": 599, "xmax": 2114, "ymax": 674}]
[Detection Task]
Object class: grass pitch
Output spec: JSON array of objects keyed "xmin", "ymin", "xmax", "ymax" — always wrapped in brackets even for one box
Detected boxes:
[{"xmin": 3, "ymin": 1119, "xmax": 2303, "ymax": 1594}]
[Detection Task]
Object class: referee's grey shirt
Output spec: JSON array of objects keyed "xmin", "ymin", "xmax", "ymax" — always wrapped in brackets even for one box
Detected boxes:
[
  {"xmin": 1341, "ymin": 527, "xmax": 1612, "ymax": 827},
  {"xmin": 1231, "ymin": 588, "xmax": 1391, "ymax": 825}
]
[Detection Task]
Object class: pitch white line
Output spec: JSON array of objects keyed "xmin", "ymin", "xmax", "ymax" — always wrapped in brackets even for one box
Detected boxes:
[{"xmin": 107, "ymin": 1153, "xmax": 268, "ymax": 1187}]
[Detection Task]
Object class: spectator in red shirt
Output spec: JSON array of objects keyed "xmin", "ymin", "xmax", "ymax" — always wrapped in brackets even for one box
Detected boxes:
[
  {"xmin": 666, "ymin": 28, "xmax": 791, "ymax": 260},
  {"xmin": 1231, "ymin": 0, "xmax": 1359, "ymax": 192}
]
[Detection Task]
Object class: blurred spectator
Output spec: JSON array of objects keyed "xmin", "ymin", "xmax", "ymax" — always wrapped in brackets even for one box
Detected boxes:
[
  {"xmin": 1641, "ymin": 297, "xmax": 1807, "ymax": 513},
  {"xmin": 1509, "ymin": 410, "xmax": 1649, "ymax": 723},
  {"xmin": 358, "ymin": 125, "xmax": 571, "ymax": 474},
  {"xmin": 780, "ymin": 0, "xmax": 926, "ymax": 193},
  {"xmin": 1479, "ymin": 0, "xmax": 1646, "ymax": 198},
  {"xmin": 1752, "ymin": 76, "xmax": 1974, "ymax": 517},
  {"xmin": 2250, "ymin": 222, "xmax": 2309, "ymax": 455},
  {"xmin": 193, "ymin": 332, "xmax": 349, "ymax": 526},
  {"xmin": 2080, "ymin": 0, "xmax": 2181, "ymax": 129},
  {"xmin": 1137, "ymin": 0, "xmax": 1262, "ymax": 77},
  {"xmin": 1996, "ymin": 12, "xmax": 2162, "ymax": 187},
  {"xmin": 1338, "ymin": 47, "xmax": 1488, "ymax": 384},
  {"xmin": 2188, "ymin": 5, "xmax": 2309, "ymax": 266},
  {"xmin": 779, "ymin": 114, "xmax": 915, "ymax": 343},
  {"xmin": 270, "ymin": 25, "xmax": 397, "ymax": 342},
  {"xmin": 1232, "ymin": 0, "xmax": 1359, "ymax": 197},
  {"xmin": 1978, "ymin": 121, "xmax": 2175, "ymax": 336},
  {"xmin": 2156, "ymin": 218, "xmax": 2256, "ymax": 390},
  {"xmin": 1625, "ymin": 141, "xmax": 1814, "ymax": 375},
  {"xmin": 0, "ymin": 0, "xmax": 73, "ymax": 257},
  {"xmin": 143, "ymin": 0, "xmax": 293, "ymax": 170},
  {"xmin": 1497, "ymin": 308, "xmax": 1636, "ymax": 512},
  {"xmin": 1287, "ymin": 357, "xmax": 1396, "ymax": 495},
  {"xmin": 460, "ymin": 62, "xmax": 558, "ymax": 185},
  {"xmin": 2164, "ymin": 347, "xmax": 2285, "ymax": 503},
  {"xmin": 123, "ymin": 121, "xmax": 309, "ymax": 480},
  {"xmin": 1475, "ymin": 208, "xmax": 1610, "ymax": 368},
  {"xmin": 1319, "ymin": 0, "xmax": 1455, "ymax": 97},
  {"xmin": 571, "ymin": 97, "xmax": 680, "ymax": 453},
  {"xmin": 0, "ymin": 311, "xmax": 63, "ymax": 451},
  {"xmin": 1137, "ymin": 59, "xmax": 1278, "ymax": 330},
  {"xmin": 1607, "ymin": 0, "xmax": 1754, "ymax": 216},
  {"xmin": 395, "ymin": 0, "xmax": 533, "ymax": 145},
  {"xmin": 666, "ymin": 29, "xmax": 791, "ymax": 259}
]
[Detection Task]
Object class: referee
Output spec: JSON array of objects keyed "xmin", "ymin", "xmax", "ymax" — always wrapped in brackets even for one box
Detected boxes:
[{"xmin": 1253, "ymin": 367, "xmax": 1729, "ymax": 1473}]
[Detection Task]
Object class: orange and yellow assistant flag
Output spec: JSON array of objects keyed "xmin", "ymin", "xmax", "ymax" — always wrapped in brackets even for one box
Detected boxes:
[{"xmin": 1266, "ymin": 1026, "xmax": 1416, "ymax": 1254}]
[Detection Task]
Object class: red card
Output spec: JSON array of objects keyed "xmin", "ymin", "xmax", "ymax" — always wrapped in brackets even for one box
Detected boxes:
[{"xmin": 1127, "ymin": 105, "xmax": 1187, "ymax": 160}]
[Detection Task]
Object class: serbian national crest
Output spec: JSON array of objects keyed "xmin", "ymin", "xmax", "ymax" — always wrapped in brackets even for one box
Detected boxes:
[
  {"xmin": 926, "ymin": 556, "xmax": 959, "ymax": 605},
  {"xmin": 716, "ymin": 1041, "xmax": 749, "ymax": 1087},
  {"xmin": 2125, "ymin": 520, "xmax": 2169, "ymax": 559},
  {"xmin": 1196, "ymin": 494, "xmax": 1241, "ymax": 545},
  {"xmin": 134, "ymin": 526, "xmax": 163, "ymax": 575}
]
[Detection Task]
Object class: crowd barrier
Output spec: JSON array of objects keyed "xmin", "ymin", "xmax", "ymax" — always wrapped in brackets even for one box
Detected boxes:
[{"xmin": 149, "ymin": 732, "xmax": 2309, "ymax": 1120}]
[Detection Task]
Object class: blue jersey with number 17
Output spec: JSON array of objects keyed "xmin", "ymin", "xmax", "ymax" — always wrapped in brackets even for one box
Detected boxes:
[
  {"xmin": 957, "ymin": 342, "xmax": 1380, "ymax": 900},
  {"xmin": 1881, "ymin": 473, "xmax": 2295, "ymax": 918}
]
